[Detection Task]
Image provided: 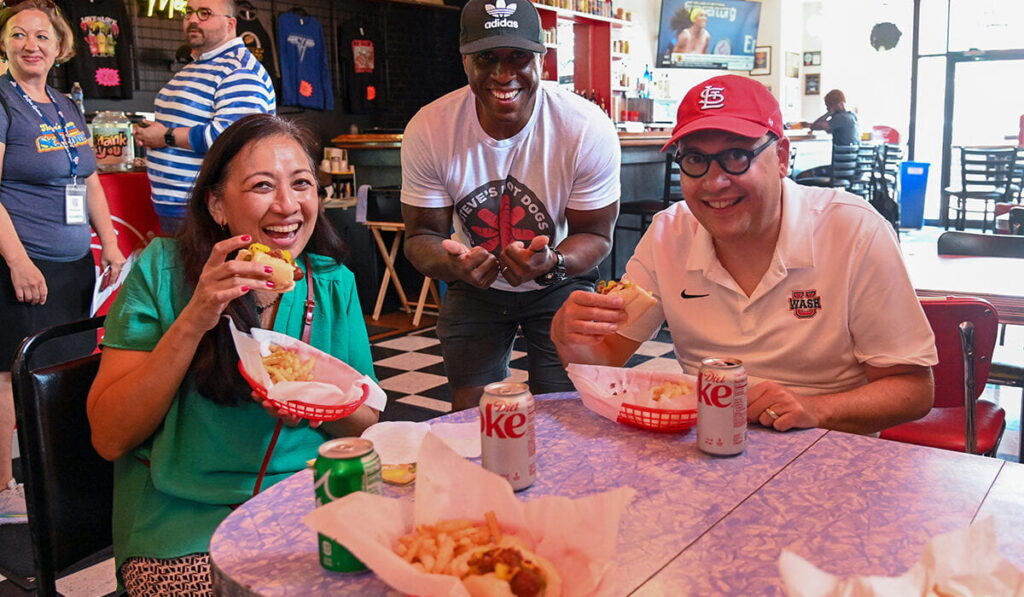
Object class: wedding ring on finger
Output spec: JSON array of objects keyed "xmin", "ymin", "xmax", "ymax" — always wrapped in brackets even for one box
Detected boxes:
[{"xmin": 764, "ymin": 407, "xmax": 780, "ymax": 421}]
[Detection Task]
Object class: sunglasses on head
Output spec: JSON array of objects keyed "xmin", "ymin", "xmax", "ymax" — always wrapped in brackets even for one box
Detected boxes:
[{"xmin": 1, "ymin": 0, "xmax": 58, "ymax": 9}]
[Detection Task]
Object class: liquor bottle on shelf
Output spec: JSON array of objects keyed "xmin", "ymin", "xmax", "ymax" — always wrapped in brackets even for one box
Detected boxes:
[{"xmin": 637, "ymin": 65, "xmax": 652, "ymax": 99}]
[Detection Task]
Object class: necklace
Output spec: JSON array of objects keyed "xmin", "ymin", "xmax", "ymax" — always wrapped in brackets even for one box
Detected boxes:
[{"xmin": 253, "ymin": 294, "xmax": 280, "ymax": 315}]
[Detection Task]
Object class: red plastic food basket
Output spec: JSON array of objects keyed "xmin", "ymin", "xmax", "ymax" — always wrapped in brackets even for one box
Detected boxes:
[
  {"xmin": 237, "ymin": 360, "xmax": 369, "ymax": 423},
  {"xmin": 617, "ymin": 403, "xmax": 697, "ymax": 433}
]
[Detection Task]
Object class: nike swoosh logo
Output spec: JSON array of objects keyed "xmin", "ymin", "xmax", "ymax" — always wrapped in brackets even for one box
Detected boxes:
[{"xmin": 680, "ymin": 289, "xmax": 709, "ymax": 299}]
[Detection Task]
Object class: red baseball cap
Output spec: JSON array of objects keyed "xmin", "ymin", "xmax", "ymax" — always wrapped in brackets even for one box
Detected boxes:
[{"xmin": 661, "ymin": 75, "xmax": 784, "ymax": 152}]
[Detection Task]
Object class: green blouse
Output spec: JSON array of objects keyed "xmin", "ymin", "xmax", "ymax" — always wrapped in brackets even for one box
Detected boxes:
[{"xmin": 101, "ymin": 238, "xmax": 377, "ymax": 570}]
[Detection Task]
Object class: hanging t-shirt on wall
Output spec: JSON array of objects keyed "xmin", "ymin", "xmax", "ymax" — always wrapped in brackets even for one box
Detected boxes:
[
  {"xmin": 338, "ymin": 20, "xmax": 385, "ymax": 113},
  {"xmin": 236, "ymin": 4, "xmax": 279, "ymax": 80},
  {"xmin": 61, "ymin": 0, "xmax": 134, "ymax": 99},
  {"xmin": 277, "ymin": 11, "xmax": 334, "ymax": 110}
]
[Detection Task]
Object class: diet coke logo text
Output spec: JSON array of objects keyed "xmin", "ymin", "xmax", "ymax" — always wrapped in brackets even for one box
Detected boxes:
[
  {"xmin": 480, "ymin": 402, "xmax": 528, "ymax": 438},
  {"xmin": 699, "ymin": 371, "xmax": 734, "ymax": 408}
]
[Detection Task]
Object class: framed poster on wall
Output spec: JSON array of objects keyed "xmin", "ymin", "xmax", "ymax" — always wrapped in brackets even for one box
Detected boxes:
[
  {"xmin": 751, "ymin": 46, "xmax": 771, "ymax": 75},
  {"xmin": 805, "ymin": 73, "xmax": 821, "ymax": 95}
]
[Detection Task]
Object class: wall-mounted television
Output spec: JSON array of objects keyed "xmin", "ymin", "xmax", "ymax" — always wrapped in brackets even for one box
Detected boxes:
[{"xmin": 656, "ymin": 0, "xmax": 762, "ymax": 71}]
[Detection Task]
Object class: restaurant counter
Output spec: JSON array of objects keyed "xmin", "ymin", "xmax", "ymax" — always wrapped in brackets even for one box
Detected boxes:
[
  {"xmin": 331, "ymin": 131, "xmax": 678, "ymax": 281},
  {"xmin": 330, "ymin": 131, "xmax": 676, "ymax": 205}
]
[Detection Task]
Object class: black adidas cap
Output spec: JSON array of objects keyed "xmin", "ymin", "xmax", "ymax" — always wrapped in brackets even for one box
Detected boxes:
[{"xmin": 459, "ymin": 0, "xmax": 545, "ymax": 55}]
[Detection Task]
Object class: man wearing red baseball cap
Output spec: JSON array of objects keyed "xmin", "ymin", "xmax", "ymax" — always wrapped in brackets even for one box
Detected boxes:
[
  {"xmin": 552, "ymin": 75, "xmax": 937, "ymax": 436},
  {"xmin": 401, "ymin": 0, "xmax": 621, "ymax": 412}
]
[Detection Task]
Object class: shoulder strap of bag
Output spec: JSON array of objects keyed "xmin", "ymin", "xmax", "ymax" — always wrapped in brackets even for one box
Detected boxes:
[{"xmin": 301, "ymin": 255, "xmax": 315, "ymax": 343}]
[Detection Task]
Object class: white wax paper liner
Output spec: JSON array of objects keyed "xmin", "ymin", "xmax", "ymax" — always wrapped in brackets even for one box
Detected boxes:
[
  {"xmin": 229, "ymin": 318, "xmax": 386, "ymax": 411},
  {"xmin": 566, "ymin": 363, "xmax": 697, "ymax": 422},
  {"xmin": 304, "ymin": 432, "xmax": 636, "ymax": 597}
]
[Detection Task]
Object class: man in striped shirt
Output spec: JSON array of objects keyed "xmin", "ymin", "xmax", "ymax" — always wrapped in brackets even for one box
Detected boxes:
[{"xmin": 134, "ymin": 0, "xmax": 275, "ymax": 234}]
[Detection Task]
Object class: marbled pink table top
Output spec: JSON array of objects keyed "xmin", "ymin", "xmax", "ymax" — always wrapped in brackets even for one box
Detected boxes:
[{"xmin": 210, "ymin": 393, "xmax": 1022, "ymax": 596}]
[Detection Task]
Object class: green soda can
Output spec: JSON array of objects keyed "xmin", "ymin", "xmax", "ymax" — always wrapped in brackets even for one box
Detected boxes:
[{"xmin": 313, "ymin": 437, "xmax": 382, "ymax": 572}]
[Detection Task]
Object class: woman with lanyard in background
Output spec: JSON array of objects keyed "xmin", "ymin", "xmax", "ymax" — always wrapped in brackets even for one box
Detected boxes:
[{"xmin": 0, "ymin": 0, "xmax": 125, "ymax": 523}]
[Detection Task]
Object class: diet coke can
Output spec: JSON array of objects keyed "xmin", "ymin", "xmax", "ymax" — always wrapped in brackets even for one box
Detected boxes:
[
  {"xmin": 697, "ymin": 357, "xmax": 748, "ymax": 456},
  {"xmin": 479, "ymin": 381, "xmax": 537, "ymax": 491}
]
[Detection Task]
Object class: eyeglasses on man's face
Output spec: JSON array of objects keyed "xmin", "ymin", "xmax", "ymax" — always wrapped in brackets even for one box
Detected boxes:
[
  {"xmin": 183, "ymin": 7, "xmax": 230, "ymax": 22},
  {"xmin": 675, "ymin": 135, "xmax": 779, "ymax": 178}
]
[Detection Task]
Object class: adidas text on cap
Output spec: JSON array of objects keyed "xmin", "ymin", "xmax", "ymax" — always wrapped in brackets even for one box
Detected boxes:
[
  {"xmin": 460, "ymin": 0, "xmax": 545, "ymax": 55},
  {"xmin": 662, "ymin": 75, "xmax": 784, "ymax": 151}
]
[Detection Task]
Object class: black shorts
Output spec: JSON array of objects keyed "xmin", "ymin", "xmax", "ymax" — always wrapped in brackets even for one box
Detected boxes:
[
  {"xmin": 436, "ymin": 271, "xmax": 598, "ymax": 393},
  {"xmin": 0, "ymin": 254, "xmax": 96, "ymax": 371}
]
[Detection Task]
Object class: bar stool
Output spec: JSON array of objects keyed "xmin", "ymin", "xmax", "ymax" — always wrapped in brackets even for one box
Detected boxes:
[
  {"xmin": 611, "ymin": 154, "xmax": 680, "ymax": 278},
  {"xmin": 358, "ymin": 186, "xmax": 442, "ymax": 326}
]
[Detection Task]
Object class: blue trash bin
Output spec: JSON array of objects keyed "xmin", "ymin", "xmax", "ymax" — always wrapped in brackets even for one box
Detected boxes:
[{"xmin": 899, "ymin": 161, "xmax": 930, "ymax": 229}]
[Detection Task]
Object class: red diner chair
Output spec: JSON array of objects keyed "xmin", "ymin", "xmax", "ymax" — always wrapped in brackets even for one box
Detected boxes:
[{"xmin": 880, "ymin": 297, "xmax": 1005, "ymax": 456}]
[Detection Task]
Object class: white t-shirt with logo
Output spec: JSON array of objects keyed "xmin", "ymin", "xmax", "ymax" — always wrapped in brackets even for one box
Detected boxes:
[
  {"xmin": 619, "ymin": 179, "xmax": 938, "ymax": 396},
  {"xmin": 401, "ymin": 82, "xmax": 620, "ymax": 292}
]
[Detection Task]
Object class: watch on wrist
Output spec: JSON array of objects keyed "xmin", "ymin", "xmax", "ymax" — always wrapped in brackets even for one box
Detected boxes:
[
  {"xmin": 164, "ymin": 128, "xmax": 176, "ymax": 147},
  {"xmin": 536, "ymin": 248, "xmax": 566, "ymax": 287}
]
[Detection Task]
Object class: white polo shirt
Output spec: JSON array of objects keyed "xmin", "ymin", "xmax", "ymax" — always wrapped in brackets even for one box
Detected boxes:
[{"xmin": 620, "ymin": 179, "xmax": 937, "ymax": 396}]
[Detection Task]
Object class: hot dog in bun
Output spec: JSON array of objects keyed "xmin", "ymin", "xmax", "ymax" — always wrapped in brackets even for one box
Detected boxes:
[
  {"xmin": 236, "ymin": 243, "xmax": 304, "ymax": 293},
  {"xmin": 453, "ymin": 537, "xmax": 562, "ymax": 597},
  {"xmin": 596, "ymin": 279, "xmax": 657, "ymax": 326}
]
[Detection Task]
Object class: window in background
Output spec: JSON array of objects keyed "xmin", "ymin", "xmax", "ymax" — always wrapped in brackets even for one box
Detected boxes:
[
  {"xmin": 917, "ymin": 0, "xmax": 949, "ymax": 56},
  {"xmin": 912, "ymin": 55, "xmax": 946, "ymax": 221},
  {"xmin": 948, "ymin": 0, "xmax": 1024, "ymax": 52}
]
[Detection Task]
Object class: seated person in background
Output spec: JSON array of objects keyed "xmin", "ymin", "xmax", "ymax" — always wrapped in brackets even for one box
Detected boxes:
[
  {"xmin": 551, "ymin": 75, "xmax": 936, "ymax": 436},
  {"xmin": 87, "ymin": 114, "xmax": 381, "ymax": 596},
  {"xmin": 673, "ymin": 7, "xmax": 710, "ymax": 55},
  {"xmin": 803, "ymin": 89, "xmax": 860, "ymax": 146}
]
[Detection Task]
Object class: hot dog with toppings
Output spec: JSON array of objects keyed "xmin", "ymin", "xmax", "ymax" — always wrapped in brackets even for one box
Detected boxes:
[{"xmin": 236, "ymin": 243, "xmax": 304, "ymax": 293}]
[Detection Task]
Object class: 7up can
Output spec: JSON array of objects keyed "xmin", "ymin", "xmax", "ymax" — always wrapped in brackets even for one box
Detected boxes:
[{"xmin": 313, "ymin": 438, "xmax": 382, "ymax": 572}]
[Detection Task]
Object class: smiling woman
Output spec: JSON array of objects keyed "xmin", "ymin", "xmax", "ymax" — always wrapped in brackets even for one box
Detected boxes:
[
  {"xmin": 0, "ymin": 0, "xmax": 125, "ymax": 526},
  {"xmin": 86, "ymin": 114, "xmax": 381, "ymax": 595}
]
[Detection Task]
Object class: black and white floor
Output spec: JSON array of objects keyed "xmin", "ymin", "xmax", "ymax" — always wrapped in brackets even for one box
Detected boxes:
[{"xmin": 373, "ymin": 326, "xmax": 680, "ymax": 422}]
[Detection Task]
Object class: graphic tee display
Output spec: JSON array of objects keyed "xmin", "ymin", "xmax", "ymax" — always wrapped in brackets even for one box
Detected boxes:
[
  {"xmin": 61, "ymin": 0, "xmax": 134, "ymax": 99},
  {"xmin": 277, "ymin": 11, "xmax": 334, "ymax": 110},
  {"xmin": 237, "ymin": 5, "xmax": 279, "ymax": 80},
  {"xmin": 338, "ymin": 20, "xmax": 385, "ymax": 113}
]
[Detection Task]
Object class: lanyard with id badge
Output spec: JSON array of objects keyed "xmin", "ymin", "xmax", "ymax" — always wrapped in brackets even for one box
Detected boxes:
[{"xmin": 5, "ymin": 74, "xmax": 87, "ymax": 225}]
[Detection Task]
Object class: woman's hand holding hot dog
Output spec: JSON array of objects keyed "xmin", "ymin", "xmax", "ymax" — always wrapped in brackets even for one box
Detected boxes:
[{"xmin": 176, "ymin": 235, "xmax": 275, "ymax": 336}]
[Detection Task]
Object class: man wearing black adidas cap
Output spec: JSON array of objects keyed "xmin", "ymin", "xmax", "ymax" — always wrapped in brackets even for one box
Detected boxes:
[{"xmin": 401, "ymin": 0, "xmax": 620, "ymax": 411}]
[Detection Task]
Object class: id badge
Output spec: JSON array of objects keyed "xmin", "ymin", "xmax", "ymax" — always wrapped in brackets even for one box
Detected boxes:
[{"xmin": 65, "ymin": 183, "xmax": 87, "ymax": 225}]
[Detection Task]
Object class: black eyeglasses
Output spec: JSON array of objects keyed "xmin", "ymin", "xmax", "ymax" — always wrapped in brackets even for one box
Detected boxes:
[
  {"xmin": 183, "ymin": 7, "xmax": 231, "ymax": 21},
  {"xmin": 675, "ymin": 135, "xmax": 779, "ymax": 178}
]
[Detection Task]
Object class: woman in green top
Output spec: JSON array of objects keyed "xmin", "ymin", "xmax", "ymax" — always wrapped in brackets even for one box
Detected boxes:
[{"xmin": 87, "ymin": 114, "xmax": 382, "ymax": 596}]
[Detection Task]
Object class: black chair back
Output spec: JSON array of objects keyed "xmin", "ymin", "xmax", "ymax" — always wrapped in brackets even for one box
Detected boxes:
[
  {"xmin": 937, "ymin": 230, "xmax": 1024, "ymax": 258},
  {"xmin": 1009, "ymin": 207, "xmax": 1024, "ymax": 236},
  {"xmin": 662, "ymin": 153, "xmax": 681, "ymax": 208},
  {"xmin": 848, "ymin": 143, "xmax": 878, "ymax": 200},
  {"xmin": 944, "ymin": 147, "xmax": 1017, "ymax": 231},
  {"xmin": 830, "ymin": 144, "xmax": 858, "ymax": 186},
  {"xmin": 959, "ymin": 147, "xmax": 1017, "ymax": 197},
  {"xmin": 611, "ymin": 153, "xmax": 681, "ymax": 278},
  {"xmin": 11, "ymin": 316, "xmax": 112, "ymax": 597}
]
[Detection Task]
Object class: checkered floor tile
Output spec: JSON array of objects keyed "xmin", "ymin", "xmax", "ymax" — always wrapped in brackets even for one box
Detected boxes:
[{"xmin": 374, "ymin": 326, "xmax": 679, "ymax": 423}]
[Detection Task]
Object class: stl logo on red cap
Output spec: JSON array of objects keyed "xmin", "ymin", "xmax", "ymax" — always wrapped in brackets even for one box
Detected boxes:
[{"xmin": 698, "ymin": 85, "xmax": 726, "ymax": 110}]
